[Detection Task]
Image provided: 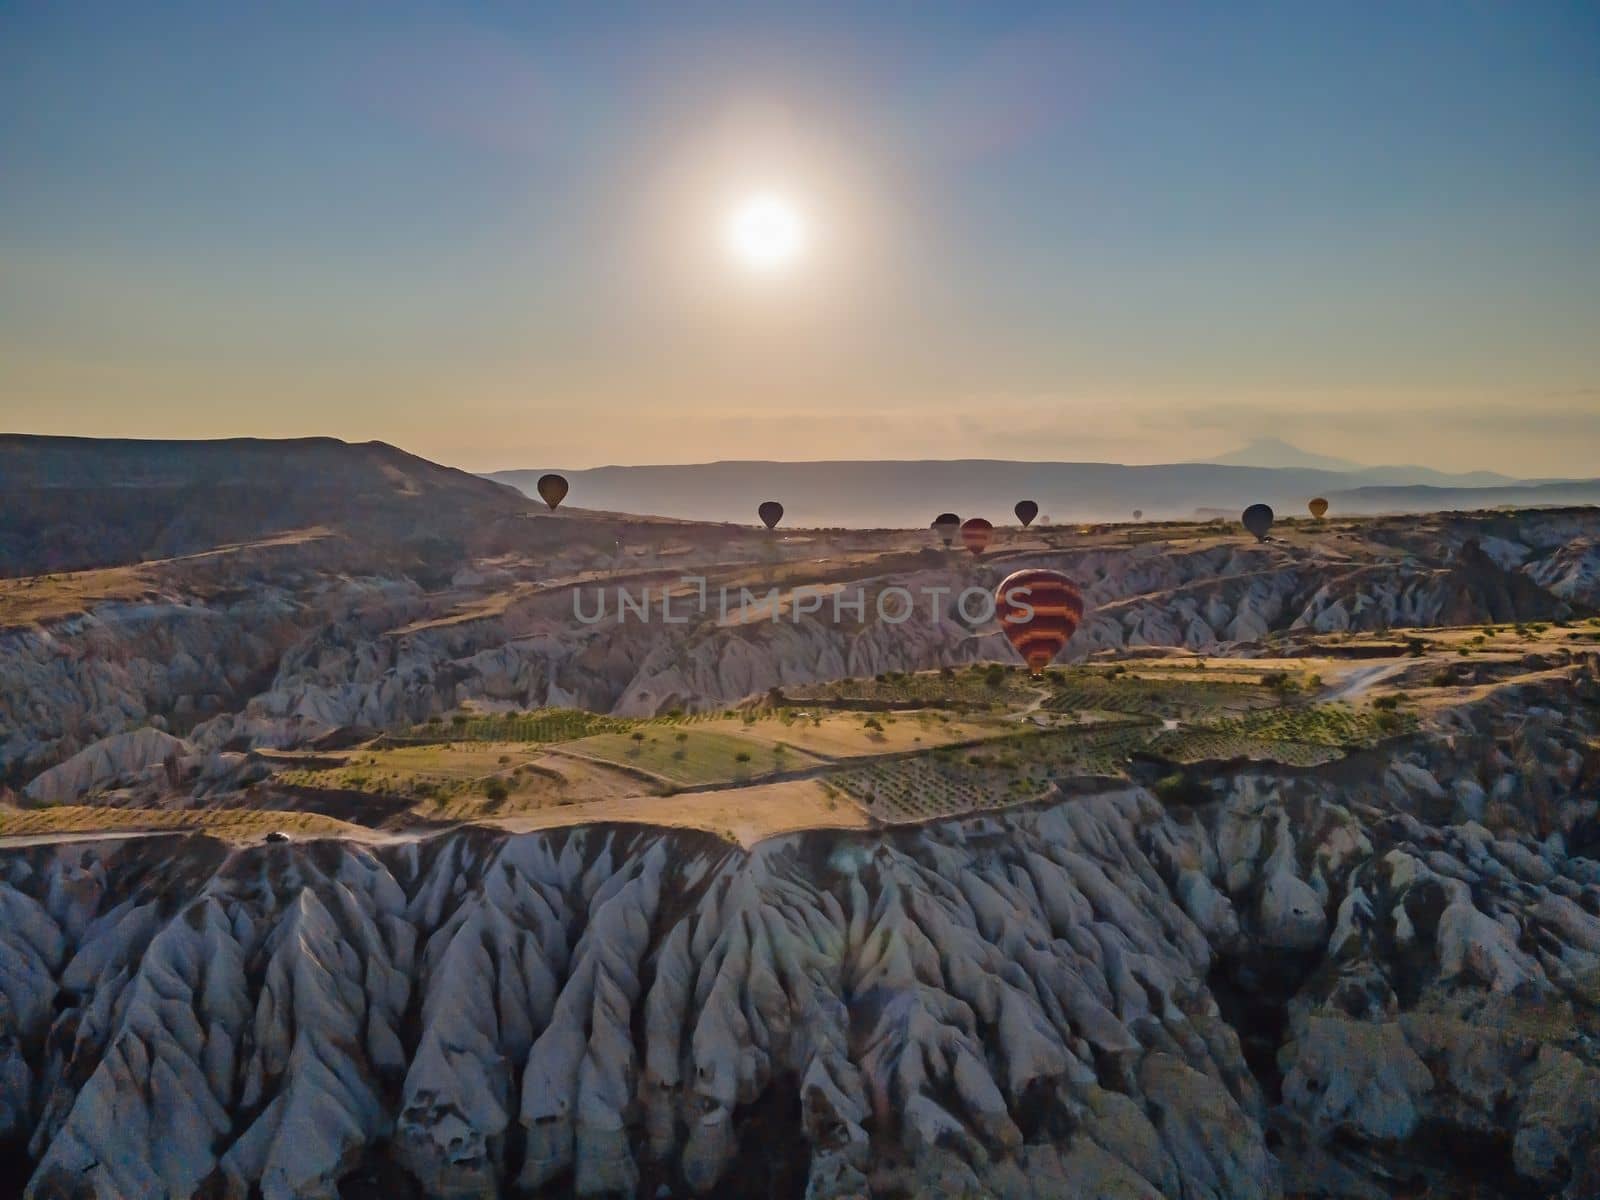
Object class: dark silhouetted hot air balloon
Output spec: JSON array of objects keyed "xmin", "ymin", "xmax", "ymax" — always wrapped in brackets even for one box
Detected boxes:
[
  {"xmin": 758, "ymin": 501, "xmax": 784, "ymax": 530},
  {"xmin": 932, "ymin": 513, "xmax": 961, "ymax": 548},
  {"xmin": 536, "ymin": 473, "xmax": 569, "ymax": 511},
  {"xmin": 1014, "ymin": 500, "xmax": 1039, "ymax": 528},
  {"xmin": 960, "ymin": 517, "xmax": 993, "ymax": 556},
  {"xmin": 995, "ymin": 569, "xmax": 1085, "ymax": 676},
  {"xmin": 1132, "ymin": 509, "xmax": 1143, "ymax": 521},
  {"xmin": 1308, "ymin": 497, "xmax": 1329, "ymax": 519},
  {"xmin": 1242, "ymin": 503, "xmax": 1274, "ymax": 541}
]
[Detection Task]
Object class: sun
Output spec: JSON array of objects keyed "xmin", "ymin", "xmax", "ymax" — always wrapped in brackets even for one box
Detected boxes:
[{"xmin": 725, "ymin": 192, "xmax": 807, "ymax": 274}]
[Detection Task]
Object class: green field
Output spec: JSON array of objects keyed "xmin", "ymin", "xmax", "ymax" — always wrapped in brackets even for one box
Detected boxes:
[{"xmin": 560, "ymin": 727, "xmax": 824, "ymax": 787}]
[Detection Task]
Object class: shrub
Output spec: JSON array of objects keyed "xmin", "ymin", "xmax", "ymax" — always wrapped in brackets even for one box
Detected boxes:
[
  {"xmin": 631, "ymin": 730, "xmax": 647, "ymax": 742},
  {"xmin": 984, "ymin": 664, "xmax": 1008, "ymax": 688},
  {"xmin": 483, "ymin": 779, "xmax": 509, "ymax": 802},
  {"xmin": 675, "ymin": 731, "xmax": 689, "ymax": 743},
  {"xmin": 1373, "ymin": 711, "xmax": 1406, "ymax": 736},
  {"xmin": 734, "ymin": 751, "xmax": 752, "ymax": 764}
]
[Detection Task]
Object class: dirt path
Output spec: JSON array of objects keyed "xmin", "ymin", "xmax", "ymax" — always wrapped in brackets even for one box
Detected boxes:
[{"xmin": 1322, "ymin": 661, "xmax": 1407, "ymax": 703}]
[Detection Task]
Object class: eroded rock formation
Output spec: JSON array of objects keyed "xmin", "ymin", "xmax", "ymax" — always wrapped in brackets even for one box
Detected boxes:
[{"xmin": 3, "ymin": 674, "xmax": 1597, "ymax": 1198}]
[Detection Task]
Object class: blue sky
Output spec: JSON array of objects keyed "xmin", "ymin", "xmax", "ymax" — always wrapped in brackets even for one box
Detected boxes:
[{"xmin": 3, "ymin": 1, "xmax": 1597, "ymax": 473}]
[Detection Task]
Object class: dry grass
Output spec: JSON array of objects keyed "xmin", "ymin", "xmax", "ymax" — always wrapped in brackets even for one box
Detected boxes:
[
  {"xmin": 0, "ymin": 565, "xmax": 155, "ymax": 626},
  {"xmin": 487, "ymin": 778, "xmax": 869, "ymax": 847},
  {"xmin": 0, "ymin": 527, "xmax": 333, "ymax": 627},
  {"xmin": 0, "ymin": 805, "xmax": 363, "ymax": 841}
]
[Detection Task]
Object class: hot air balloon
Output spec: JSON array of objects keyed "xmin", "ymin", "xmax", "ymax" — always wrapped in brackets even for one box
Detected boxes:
[
  {"xmin": 1014, "ymin": 500, "xmax": 1039, "ymax": 528},
  {"xmin": 1132, "ymin": 509, "xmax": 1143, "ymax": 521},
  {"xmin": 960, "ymin": 517, "xmax": 993, "ymax": 556},
  {"xmin": 995, "ymin": 569, "xmax": 1085, "ymax": 676},
  {"xmin": 758, "ymin": 500, "xmax": 784, "ymax": 530},
  {"xmin": 1242, "ymin": 503, "xmax": 1274, "ymax": 542},
  {"xmin": 1308, "ymin": 497, "xmax": 1329, "ymax": 519},
  {"xmin": 536, "ymin": 473, "xmax": 569, "ymax": 511},
  {"xmin": 932, "ymin": 513, "xmax": 961, "ymax": 549}
]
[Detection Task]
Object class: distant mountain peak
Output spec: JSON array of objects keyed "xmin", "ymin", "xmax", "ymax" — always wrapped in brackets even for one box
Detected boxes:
[{"xmin": 1200, "ymin": 438, "xmax": 1366, "ymax": 472}]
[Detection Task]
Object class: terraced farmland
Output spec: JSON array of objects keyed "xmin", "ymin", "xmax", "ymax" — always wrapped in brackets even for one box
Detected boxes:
[
  {"xmin": 389, "ymin": 708, "xmax": 635, "ymax": 745},
  {"xmin": 1044, "ymin": 669, "xmax": 1278, "ymax": 720},
  {"xmin": 273, "ymin": 741, "xmax": 558, "ymax": 804},
  {"xmin": 833, "ymin": 722, "xmax": 1157, "ymax": 823},
  {"xmin": 1149, "ymin": 703, "xmax": 1417, "ymax": 766},
  {"xmin": 786, "ymin": 666, "xmax": 1044, "ymax": 710}
]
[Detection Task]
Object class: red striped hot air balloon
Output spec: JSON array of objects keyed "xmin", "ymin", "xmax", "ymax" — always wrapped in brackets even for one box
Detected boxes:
[
  {"xmin": 995, "ymin": 569, "xmax": 1084, "ymax": 675},
  {"xmin": 960, "ymin": 517, "xmax": 993, "ymax": 556}
]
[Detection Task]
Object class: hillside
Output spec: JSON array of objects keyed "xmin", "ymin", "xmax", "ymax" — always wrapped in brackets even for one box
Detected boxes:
[{"xmin": 0, "ymin": 435, "xmax": 534, "ymax": 576}]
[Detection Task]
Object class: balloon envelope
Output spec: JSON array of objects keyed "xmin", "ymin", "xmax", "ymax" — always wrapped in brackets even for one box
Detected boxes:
[
  {"xmin": 995, "ymin": 569, "xmax": 1085, "ymax": 675},
  {"xmin": 932, "ymin": 512, "xmax": 961, "ymax": 548},
  {"xmin": 1242, "ymin": 503, "xmax": 1274, "ymax": 541},
  {"xmin": 1308, "ymin": 497, "xmax": 1329, "ymax": 519},
  {"xmin": 1013, "ymin": 500, "xmax": 1039, "ymax": 528},
  {"xmin": 960, "ymin": 517, "xmax": 993, "ymax": 556},
  {"xmin": 758, "ymin": 500, "xmax": 784, "ymax": 530},
  {"xmin": 536, "ymin": 473, "xmax": 569, "ymax": 511},
  {"xmin": 1132, "ymin": 509, "xmax": 1143, "ymax": 521}
]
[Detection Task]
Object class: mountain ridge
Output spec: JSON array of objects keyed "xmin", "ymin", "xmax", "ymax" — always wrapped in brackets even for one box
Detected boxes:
[{"xmin": 490, "ymin": 457, "xmax": 1598, "ymax": 527}]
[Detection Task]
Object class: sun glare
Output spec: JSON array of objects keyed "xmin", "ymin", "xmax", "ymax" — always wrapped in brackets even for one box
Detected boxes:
[{"xmin": 725, "ymin": 192, "xmax": 807, "ymax": 274}]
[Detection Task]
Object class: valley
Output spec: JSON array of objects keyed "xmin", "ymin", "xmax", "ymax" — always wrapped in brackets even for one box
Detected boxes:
[{"xmin": 1, "ymin": 438, "xmax": 1598, "ymax": 1198}]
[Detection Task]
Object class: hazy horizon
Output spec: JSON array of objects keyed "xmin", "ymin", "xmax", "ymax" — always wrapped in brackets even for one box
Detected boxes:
[{"xmin": 4, "ymin": 2, "xmax": 1598, "ymax": 475}]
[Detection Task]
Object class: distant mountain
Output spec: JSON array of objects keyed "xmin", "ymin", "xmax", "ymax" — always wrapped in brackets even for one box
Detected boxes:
[
  {"xmin": 1328, "ymin": 479, "xmax": 1600, "ymax": 513},
  {"xmin": 1201, "ymin": 437, "xmax": 1364, "ymax": 472},
  {"xmin": 1202, "ymin": 437, "xmax": 1518, "ymax": 488},
  {"xmin": 490, "ymin": 458, "xmax": 1596, "ymax": 529},
  {"xmin": 1, "ymin": 435, "xmax": 531, "ymax": 574}
]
